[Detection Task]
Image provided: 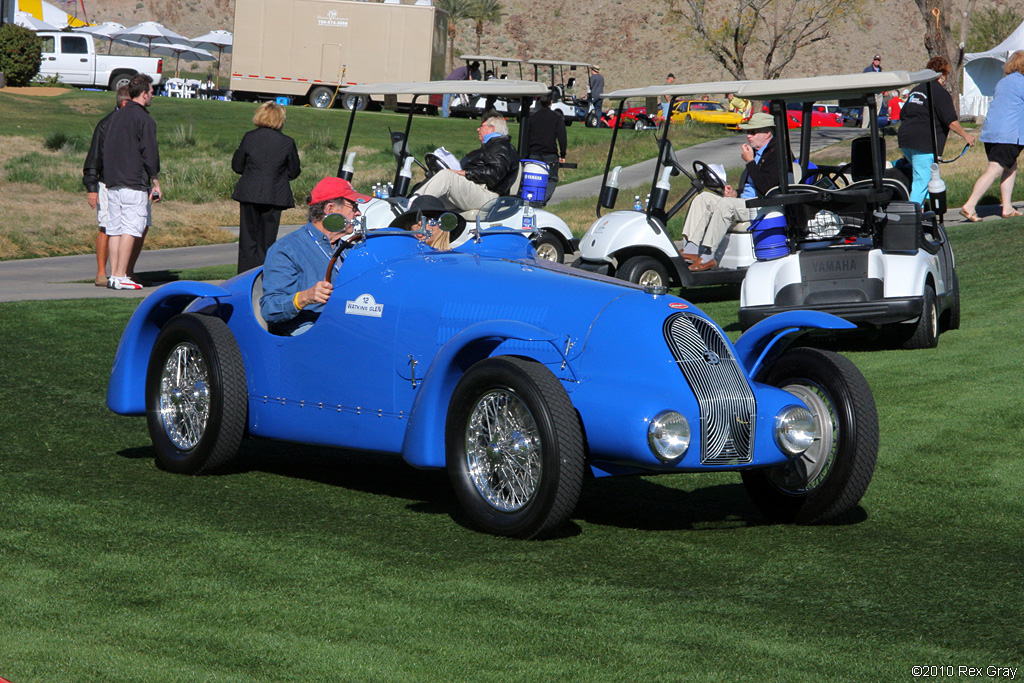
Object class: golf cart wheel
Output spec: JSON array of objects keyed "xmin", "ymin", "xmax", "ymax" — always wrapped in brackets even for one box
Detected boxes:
[
  {"xmin": 742, "ymin": 347, "xmax": 878, "ymax": 523},
  {"xmin": 901, "ymin": 285, "xmax": 939, "ymax": 350},
  {"xmin": 945, "ymin": 271, "xmax": 961, "ymax": 331},
  {"xmin": 445, "ymin": 356, "xmax": 584, "ymax": 539},
  {"xmin": 146, "ymin": 314, "xmax": 247, "ymax": 475},
  {"xmin": 633, "ymin": 119, "xmax": 646, "ymax": 131},
  {"xmin": 532, "ymin": 232, "xmax": 565, "ymax": 263},
  {"xmin": 309, "ymin": 86, "xmax": 335, "ymax": 109},
  {"xmin": 619, "ymin": 256, "xmax": 669, "ymax": 288},
  {"xmin": 343, "ymin": 94, "xmax": 368, "ymax": 111},
  {"xmin": 585, "ymin": 112, "xmax": 599, "ymax": 128}
]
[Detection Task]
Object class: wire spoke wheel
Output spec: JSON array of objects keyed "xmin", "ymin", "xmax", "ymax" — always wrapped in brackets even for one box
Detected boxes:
[
  {"xmin": 465, "ymin": 389, "xmax": 542, "ymax": 512},
  {"xmin": 446, "ymin": 356, "xmax": 584, "ymax": 538},
  {"xmin": 157, "ymin": 342, "xmax": 211, "ymax": 451}
]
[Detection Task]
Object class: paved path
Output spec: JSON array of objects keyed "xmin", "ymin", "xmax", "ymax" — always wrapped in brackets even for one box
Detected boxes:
[{"xmin": 0, "ymin": 130, "xmax": 1006, "ymax": 303}]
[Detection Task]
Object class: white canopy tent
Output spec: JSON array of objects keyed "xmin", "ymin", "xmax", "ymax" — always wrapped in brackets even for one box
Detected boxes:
[{"xmin": 962, "ymin": 19, "xmax": 1024, "ymax": 117}]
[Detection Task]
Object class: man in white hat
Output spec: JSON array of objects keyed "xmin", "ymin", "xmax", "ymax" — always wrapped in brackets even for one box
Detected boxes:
[{"xmin": 681, "ymin": 112, "xmax": 785, "ymax": 271}]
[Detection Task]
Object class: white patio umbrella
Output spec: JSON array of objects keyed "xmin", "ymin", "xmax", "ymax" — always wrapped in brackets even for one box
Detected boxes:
[
  {"xmin": 112, "ymin": 21, "xmax": 189, "ymax": 57},
  {"xmin": 15, "ymin": 11, "xmax": 61, "ymax": 31},
  {"xmin": 148, "ymin": 43, "xmax": 215, "ymax": 79},
  {"xmin": 74, "ymin": 22, "xmax": 127, "ymax": 54},
  {"xmin": 191, "ymin": 30, "xmax": 232, "ymax": 87}
]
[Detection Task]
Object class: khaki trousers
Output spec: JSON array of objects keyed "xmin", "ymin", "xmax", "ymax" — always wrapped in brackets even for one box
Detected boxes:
[
  {"xmin": 417, "ymin": 170, "xmax": 498, "ymax": 211},
  {"xmin": 682, "ymin": 192, "xmax": 751, "ymax": 254}
]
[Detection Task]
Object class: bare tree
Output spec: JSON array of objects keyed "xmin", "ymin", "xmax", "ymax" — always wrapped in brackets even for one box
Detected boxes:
[
  {"xmin": 468, "ymin": 0, "xmax": 504, "ymax": 55},
  {"xmin": 436, "ymin": 0, "xmax": 473, "ymax": 73},
  {"xmin": 667, "ymin": 0, "xmax": 860, "ymax": 80},
  {"xmin": 911, "ymin": 0, "xmax": 979, "ymax": 112}
]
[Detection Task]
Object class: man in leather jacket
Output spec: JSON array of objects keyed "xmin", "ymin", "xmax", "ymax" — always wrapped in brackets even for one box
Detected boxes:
[{"xmin": 413, "ymin": 112, "xmax": 519, "ymax": 211}]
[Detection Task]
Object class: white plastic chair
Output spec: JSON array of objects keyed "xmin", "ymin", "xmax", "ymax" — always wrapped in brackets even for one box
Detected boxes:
[
  {"xmin": 183, "ymin": 79, "xmax": 201, "ymax": 99},
  {"xmin": 163, "ymin": 78, "xmax": 185, "ymax": 98}
]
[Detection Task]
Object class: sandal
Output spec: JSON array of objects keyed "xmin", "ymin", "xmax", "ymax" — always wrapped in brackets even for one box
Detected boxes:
[
  {"xmin": 1002, "ymin": 209, "xmax": 1022, "ymax": 218},
  {"xmin": 958, "ymin": 208, "xmax": 982, "ymax": 223}
]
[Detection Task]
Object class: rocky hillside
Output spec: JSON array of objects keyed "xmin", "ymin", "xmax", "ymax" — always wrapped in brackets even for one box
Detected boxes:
[{"xmin": 68, "ymin": 0, "xmax": 1004, "ymax": 89}]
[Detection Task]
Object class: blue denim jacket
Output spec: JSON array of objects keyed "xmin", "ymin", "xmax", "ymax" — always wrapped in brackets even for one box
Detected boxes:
[{"xmin": 260, "ymin": 223, "xmax": 340, "ymax": 333}]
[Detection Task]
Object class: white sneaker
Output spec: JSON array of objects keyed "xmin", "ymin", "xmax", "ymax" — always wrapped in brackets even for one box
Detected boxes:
[{"xmin": 110, "ymin": 276, "xmax": 143, "ymax": 290}]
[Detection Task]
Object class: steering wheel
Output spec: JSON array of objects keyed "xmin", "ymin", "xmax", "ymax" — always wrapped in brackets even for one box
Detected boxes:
[
  {"xmin": 803, "ymin": 165, "xmax": 850, "ymax": 190},
  {"xmin": 323, "ymin": 214, "xmax": 359, "ymax": 284},
  {"xmin": 693, "ymin": 160, "xmax": 725, "ymax": 195},
  {"xmin": 424, "ymin": 153, "xmax": 449, "ymax": 177}
]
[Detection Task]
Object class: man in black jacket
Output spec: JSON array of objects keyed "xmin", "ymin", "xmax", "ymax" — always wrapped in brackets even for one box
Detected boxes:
[
  {"xmin": 82, "ymin": 85, "xmax": 129, "ymax": 286},
  {"xmin": 681, "ymin": 113, "xmax": 785, "ymax": 271},
  {"xmin": 414, "ymin": 112, "xmax": 519, "ymax": 211},
  {"xmin": 102, "ymin": 73, "xmax": 161, "ymax": 290},
  {"xmin": 523, "ymin": 90, "xmax": 567, "ymax": 203}
]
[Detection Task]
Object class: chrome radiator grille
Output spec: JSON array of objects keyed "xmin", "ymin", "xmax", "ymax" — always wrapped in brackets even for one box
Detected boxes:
[{"xmin": 663, "ymin": 313, "xmax": 756, "ymax": 465}]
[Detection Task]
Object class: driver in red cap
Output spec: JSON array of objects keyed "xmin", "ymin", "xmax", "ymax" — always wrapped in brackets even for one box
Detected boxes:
[{"xmin": 260, "ymin": 177, "xmax": 370, "ymax": 335}]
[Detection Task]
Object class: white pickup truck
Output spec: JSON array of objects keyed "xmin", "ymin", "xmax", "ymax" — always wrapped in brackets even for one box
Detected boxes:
[{"xmin": 37, "ymin": 32, "xmax": 163, "ymax": 91}]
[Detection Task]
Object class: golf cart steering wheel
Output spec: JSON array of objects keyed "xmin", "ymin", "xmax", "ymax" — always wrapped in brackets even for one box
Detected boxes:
[
  {"xmin": 424, "ymin": 153, "xmax": 449, "ymax": 177},
  {"xmin": 693, "ymin": 160, "xmax": 725, "ymax": 195}
]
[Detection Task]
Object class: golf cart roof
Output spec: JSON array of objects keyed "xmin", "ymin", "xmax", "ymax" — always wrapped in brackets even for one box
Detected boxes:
[
  {"xmin": 732, "ymin": 70, "xmax": 939, "ymax": 101},
  {"xmin": 528, "ymin": 59, "xmax": 593, "ymax": 68},
  {"xmin": 460, "ymin": 54, "xmax": 525, "ymax": 64},
  {"xmin": 604, "ymin": 81, "xmax": 752, "ymax": 100},
  {"xmin": 342, "ymin": 80, "xmax": 549, "ymax": 97}
]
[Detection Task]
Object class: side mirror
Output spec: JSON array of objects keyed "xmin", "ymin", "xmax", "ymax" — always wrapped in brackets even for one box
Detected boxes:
[
  {"xmin": 439, "ymin": 212, "xmax": 459, "ymax": 232},
  {"xmin": 566, "ymin": 77, "xmax": 576, "ymax": 90},
  {"xmin": 390, "ymin": 130, "xmax": 409, "ymax": 164},
  {"xmin": 323, "ymin": 213, "xmax": 348, "ymax": 232},
  {"xmin": 658, "ymin": 139, "xmax": 683, "ymax": 175}
]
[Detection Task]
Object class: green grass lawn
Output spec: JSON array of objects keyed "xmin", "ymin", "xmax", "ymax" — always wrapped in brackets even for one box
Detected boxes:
[{"xmin": 1, "ymin": 224, "xmax": 1022, "ymax": 679}]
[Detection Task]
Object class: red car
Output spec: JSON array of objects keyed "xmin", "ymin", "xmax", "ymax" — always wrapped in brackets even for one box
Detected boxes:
[
  {"xmin": 763, "ymin": 103, "xmax": 843, "ymax": 128},
  {"xmin": 601, "ymin": 99, "xmax": 657, "ymax": 129}
]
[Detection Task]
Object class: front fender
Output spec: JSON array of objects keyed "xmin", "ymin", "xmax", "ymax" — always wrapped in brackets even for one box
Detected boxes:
[
  {"xmin": 734, "ymin": 310, "xmax": 856, "ymax": 379},
  {"xmin": 400, "ymin": 320, "xmax": 559, "ymax": 470},
  {"xmin": 106, "ymin": 281, "xmax": 233, "ymax": 415}
]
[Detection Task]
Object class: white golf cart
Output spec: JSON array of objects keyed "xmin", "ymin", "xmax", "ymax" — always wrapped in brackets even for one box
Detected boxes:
[
  {"xmin": 573, "ymin": 80, "xmax": 760, "ymax": 288},
  {"xmin": 732, "ymin": 70, "xmax": 960, "ymax": 349},
  {"xmin": 335, "ymin": 80, "xmax": 578, "ymax": 262},
  {"xmin": 528, "ymin": 59, "xmax": 594, "ymax": 126},
  {"xmin": 448, "ymin": 55, "xmax": 527, "ymax": 118}
]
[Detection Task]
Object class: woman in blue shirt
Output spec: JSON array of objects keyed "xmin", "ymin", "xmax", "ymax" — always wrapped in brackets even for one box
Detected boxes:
[{"xmin": 959, "ymin": 51, "xmax": 1024, "ymax": 221}]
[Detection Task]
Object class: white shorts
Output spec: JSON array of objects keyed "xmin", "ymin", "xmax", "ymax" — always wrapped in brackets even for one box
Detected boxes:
[
  {"xmin": 106, "ymin": 187, "xmax": 152, "ymax": 238},
  {"xmin": 96, "ymin": 181, "xmax": 109, "ymax": 230}
]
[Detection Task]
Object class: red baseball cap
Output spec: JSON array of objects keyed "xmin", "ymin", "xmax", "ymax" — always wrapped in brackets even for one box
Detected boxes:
[{"xmin": 309, "ymin": 177, "xmax": 371, "ymax": 205}]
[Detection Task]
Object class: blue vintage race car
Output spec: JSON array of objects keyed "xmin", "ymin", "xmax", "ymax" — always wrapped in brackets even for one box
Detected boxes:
[{"xmin": 107, "ymin": 223, "xmax": 879, "ymax": 538}]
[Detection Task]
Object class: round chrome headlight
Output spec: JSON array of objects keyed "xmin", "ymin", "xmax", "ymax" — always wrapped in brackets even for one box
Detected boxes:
[
  {"xmin": 775, "ymin": 405, "xmax": 816, "ymax": 456},
  {"xmin": 648, "ymin": 411, "xmax": 691, "ymax": 462}
]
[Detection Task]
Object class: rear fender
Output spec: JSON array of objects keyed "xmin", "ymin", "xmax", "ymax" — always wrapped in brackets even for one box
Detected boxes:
[
  {"xmin": 734, "ymin": 310, "xmax": 856, "ymax": 378},
  {"xmin": 106, "ymin": 281, "xmax": 233, "ymax": 415},
  {"xmin": 400, "ymin": 320, "xmax": 560, "ymax": 469}
]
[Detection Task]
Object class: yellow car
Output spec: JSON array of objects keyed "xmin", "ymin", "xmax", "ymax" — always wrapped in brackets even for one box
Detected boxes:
[{"xmin": 659, "ymin": 100, "xmax": 744, "ymax": 129}]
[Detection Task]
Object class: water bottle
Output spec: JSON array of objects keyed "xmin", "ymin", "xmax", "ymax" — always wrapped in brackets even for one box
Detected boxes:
[
  {"xmin": 380, "ymin": 182, "xmax": 390, "ymax": 199},
  {"xmin": 392, "ymin": 156, "xmax": 415, "ymax": 197},
  {"xmin": 633, "ymin": 195, "xmax": 642, "ymax": 211},
  {"xmin": 648, "ymin": 167, "xmax": 673, "ymax": 214},
  {"xmin": 645, "ymin": 193, "xmax": 651, "ymax": 210},
  {"xmin": 522, "ymin": 203, "xmax": 535, "ymax": 230},
  {"xmin": 339, "ymin": 151, "xmax": 356, "ymax": 181},
  {"xmin": 927, "ymin": 162, "xmax": 947, "ymax": 217},
  {"xmin": 600, "ymin": 165, "xmax": 621, "ymax": 209}
]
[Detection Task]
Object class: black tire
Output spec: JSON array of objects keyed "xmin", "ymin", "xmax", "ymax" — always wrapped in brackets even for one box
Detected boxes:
[
  {"xmin": 343, "ymin": 93, "xmax": 368, "ymax": 111},
  {"xmin": 633, "ymin": 119, "xmax": 646, "ymax": 131},
  {"xmin": 532, "ymin": 231, "xmax": 565, "ymax": 263},
  {"xmin": 109, "ymin": 71, "xmax": 134, "ymax": 91},
  {"xmin": 901, "ymin": 285, "xmax": 939, "ymax": 349},
  {"xmin": 308, "ymin": 86, "xmax": 335, "ymax": 109},
  {"xmin": 584, "ymin": 111, "xmax": 599, "ymax": 128},
  {"xmin": 618, "ymin": 255, "xmax": 669, "ymax": 288},
  {"xmin": 741, "ymin": 347, "xmax": 878, "ymax": 523},
  {"xmin": 146, "ymin": 314, "xmax": 247, "ymax": 475},
  {"xmin": 946, "ymin": 271, "xmax": 961, "ymax": 331},
  {"xmin": 446, "ymin": 356, "xmax": 584, "ymax": 539}
]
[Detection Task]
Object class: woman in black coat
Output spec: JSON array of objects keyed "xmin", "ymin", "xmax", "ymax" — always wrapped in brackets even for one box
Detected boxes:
[{"xmin": 232, "ymin": 102, "xmax": 301, "ymax": 273}]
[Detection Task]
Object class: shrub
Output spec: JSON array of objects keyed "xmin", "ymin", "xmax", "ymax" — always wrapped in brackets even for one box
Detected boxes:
[{"xmin": 0, "ymin": 24, "xmax": 43, "ymax": 87}]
